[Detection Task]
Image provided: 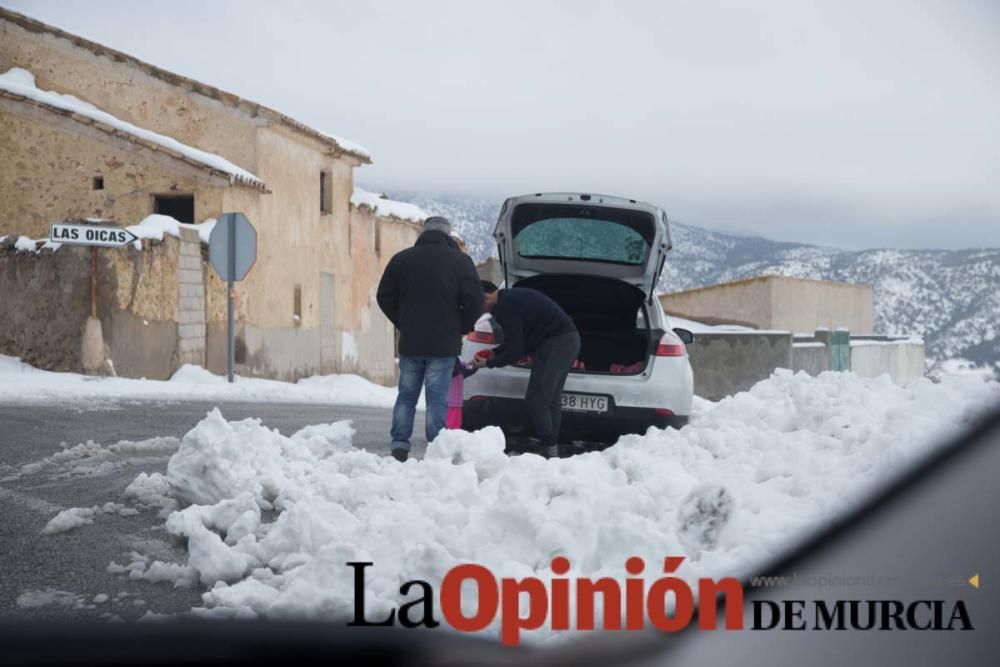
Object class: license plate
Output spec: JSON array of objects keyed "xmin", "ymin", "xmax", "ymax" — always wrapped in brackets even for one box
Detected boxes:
[{"xmin": 560, "ymin": 392, "xmax": 609, "ymax": 413}]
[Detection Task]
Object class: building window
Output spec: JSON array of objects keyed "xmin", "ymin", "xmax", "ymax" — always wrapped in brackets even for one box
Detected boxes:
[
  {"xmin": 153, "ymin": 194, "xmax": 195, "ymax": 223},
  {"xmin": 320, "ymin": 170, "xmax": 332, "ymax": 214},
  {"xmin": 92, "ymin": 176, "xmax": 104, "ymax": 191},
  {"xmin": 374, "ymin": 220, "xmax": 381, "ymax": 256},
  {"xmin": 293, "ymin": 284, "xmax": 302, "ymax": 325}
]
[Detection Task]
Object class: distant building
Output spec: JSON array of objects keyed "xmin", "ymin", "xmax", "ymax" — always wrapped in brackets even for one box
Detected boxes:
[
  {"xmin": 0, "ymin": 8, "xmax": 424, "ymax": 382},
  {"xmin": 660, "ymin": 275, "xmax": 874, "ymax": 334}
]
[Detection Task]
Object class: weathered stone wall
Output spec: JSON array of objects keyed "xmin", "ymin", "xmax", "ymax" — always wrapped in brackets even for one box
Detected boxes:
[
  {"xmin": 0, "ymin": 234, "xmax": 183, "ymax": 378},
  {"xmin": 0, "ymin": 98, "xmax": 233, "ymax": 239},
  {"xmin": 0, "ymin": 240, "xmax": 94, "ymax": 371}
]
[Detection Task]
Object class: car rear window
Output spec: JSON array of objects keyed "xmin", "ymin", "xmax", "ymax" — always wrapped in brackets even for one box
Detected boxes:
[{"xmin": 512, "ymin": 203, "xmax": 654, "ymax": 265}]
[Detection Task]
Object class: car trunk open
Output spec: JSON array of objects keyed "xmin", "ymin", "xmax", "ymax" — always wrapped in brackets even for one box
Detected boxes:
[{"xmin": 513, "ymin": 274, "xmax": 654, "ymax": 375}]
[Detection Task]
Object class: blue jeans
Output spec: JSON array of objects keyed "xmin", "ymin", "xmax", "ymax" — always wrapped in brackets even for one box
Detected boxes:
[{"xmin": 391, "ymin": 356, "xmax": 453, "ymax": 452}]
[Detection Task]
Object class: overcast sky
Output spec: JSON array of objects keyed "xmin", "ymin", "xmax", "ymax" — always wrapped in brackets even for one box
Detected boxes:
[{"xmin": 4, "ymin": 0, "xmax": 998, "ymax": 249}]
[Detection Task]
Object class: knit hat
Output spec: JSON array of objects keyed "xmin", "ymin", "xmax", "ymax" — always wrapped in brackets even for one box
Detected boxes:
[{"xmin": 423, "ymin": 216, "xmax": 451, "ymax": 234}]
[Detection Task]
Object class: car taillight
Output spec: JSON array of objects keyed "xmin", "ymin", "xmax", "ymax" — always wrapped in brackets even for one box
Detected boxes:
[
  {"xmin": 468, "ymin": 330, "xmax": 495, "ymax": 344},
  {"xmin": 655, "ymin": 332, "xmax": 686, "ymax": 357},
  {"xmin": 655, "ymin": 408, "xmax": 675, "ymax": 415}
]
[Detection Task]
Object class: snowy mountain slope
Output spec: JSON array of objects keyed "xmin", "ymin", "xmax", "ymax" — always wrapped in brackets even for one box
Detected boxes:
[{"xmin": 381, "ymin": 190, "xmax": 1000, "ymax": 368}]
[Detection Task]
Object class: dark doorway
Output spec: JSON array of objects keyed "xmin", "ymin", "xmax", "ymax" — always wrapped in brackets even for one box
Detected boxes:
[{"xmin": 153, "ymin": 194, "xmax": 195, "ymax": 223}]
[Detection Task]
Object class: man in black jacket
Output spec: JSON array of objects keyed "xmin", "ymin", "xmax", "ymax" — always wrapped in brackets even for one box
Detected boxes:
[
  {"xmin": 376, "ymin": 216, "xmax": 484, "ymax": 462},
  {"xmin": 474, "ymin": 281, "xmax": 580, "ymax": 455}
]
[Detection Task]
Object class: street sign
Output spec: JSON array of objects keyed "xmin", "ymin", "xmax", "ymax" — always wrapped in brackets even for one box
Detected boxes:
[
  {"xmin": 208, "ymin": 212, "xmax": 258, "ymax": 383},
  {"xmin": 209, "ymin": 212, "xmax": 257, "ymax": 281},
  {"xmin": 50, "ymin": 222, "xmax": 139, "ymax": 248}
]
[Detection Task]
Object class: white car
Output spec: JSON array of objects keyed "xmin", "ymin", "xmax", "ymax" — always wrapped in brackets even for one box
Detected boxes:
[{"xmin": 461, "ymin": 192, "xmax": 694, "ymax": 445}]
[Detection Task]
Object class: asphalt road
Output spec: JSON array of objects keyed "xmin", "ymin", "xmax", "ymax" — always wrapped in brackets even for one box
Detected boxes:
[{"xmin": 0, "ymin": 400, "xmax": 408, "ymax": 622}]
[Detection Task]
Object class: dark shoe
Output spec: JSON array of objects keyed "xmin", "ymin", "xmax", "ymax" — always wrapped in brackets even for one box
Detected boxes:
[{"xmin": 391, "ymin": 448, "xmax": 409, "ymax": 462}]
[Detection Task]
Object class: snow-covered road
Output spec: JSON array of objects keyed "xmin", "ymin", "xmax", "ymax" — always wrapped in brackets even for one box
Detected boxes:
[{"xmin": 8, "ymin": 369, "xmax": 994, "ymax": 644}]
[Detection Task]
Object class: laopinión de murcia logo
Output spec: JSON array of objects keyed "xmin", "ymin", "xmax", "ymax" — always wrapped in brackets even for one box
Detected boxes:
[{"xmin": 346, "ymin": 557, "xmax": 975, "ymax": 645}]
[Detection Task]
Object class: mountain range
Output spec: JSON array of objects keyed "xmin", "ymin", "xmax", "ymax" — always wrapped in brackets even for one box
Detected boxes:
[{"xmin": 381, "ymin": 190, "xmax": 1000, "ymax": 373}]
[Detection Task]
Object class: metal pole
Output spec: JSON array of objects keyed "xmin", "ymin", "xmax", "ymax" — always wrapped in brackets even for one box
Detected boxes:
[
  {"xmin": 90, "ymin": 247, "xmax": 98, "ymax": 319},
  {"xmin": 227, "ymin": 215, "xmax": 235, "ymax": 383}
]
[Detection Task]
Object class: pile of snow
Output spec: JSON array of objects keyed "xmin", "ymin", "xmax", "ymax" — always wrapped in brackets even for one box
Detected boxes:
[
  {"xmin": 41, "ymin": 502, "xmax": 138, "ymax": 535},
  {"xmin": 119, "ymin": 370, "xmax": 997, "ymax": 642},
  {"xmin": 0, "ymin": 68, "xmax": 263, "ymax": 188},
  {"xmin": 351, "ymin": 187, "xmax": 428, "ymax": 223},
  {"xmin": 0, "ymin": 355, "xmax": 411, "ymax": 408}
]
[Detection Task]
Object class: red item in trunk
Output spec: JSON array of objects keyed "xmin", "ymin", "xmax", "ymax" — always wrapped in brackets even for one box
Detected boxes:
[{"xmin": 609, "ymin": 361, "xmax": 644, "ymax": 374}]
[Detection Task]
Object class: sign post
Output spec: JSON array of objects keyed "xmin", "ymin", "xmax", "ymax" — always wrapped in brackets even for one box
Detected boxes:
[{"xmin": 208, "ymin": 213, "xmax": 257, "ymax": 383}]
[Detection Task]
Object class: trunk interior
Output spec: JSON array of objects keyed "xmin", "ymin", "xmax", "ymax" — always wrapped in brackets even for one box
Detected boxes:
[{"xmin": 513, "ymin": 274, "xmax": 652, "ymax": 375}]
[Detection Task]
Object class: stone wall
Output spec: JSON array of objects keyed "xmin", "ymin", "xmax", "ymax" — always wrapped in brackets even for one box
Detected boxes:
[{"xmin": 0, "ymin": 233, "xmax": 184, "ymax": 378}]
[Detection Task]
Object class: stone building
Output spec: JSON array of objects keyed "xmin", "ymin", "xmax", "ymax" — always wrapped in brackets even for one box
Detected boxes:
[
  {"xmin": 659, "ymin": 275, "xmax": 875, "ymax": 334},
  {"xmin": 0, "ymin": 7, "xmax": 424, "ymax": 383}
]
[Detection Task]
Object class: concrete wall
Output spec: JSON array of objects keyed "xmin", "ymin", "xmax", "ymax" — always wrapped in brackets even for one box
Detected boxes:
[
  {"xmin": 176, "ymin": 229, "xmax": 206, "ymax": 367},
  {"xmin": 660, "ymin": 275, "xmax": 874, "ymax": 334},
  {"xmin": 686, "ymin": 332, "xmax": 793, "ymax": 400},
  {"xmin": 792, "ymin": 342, "xmax": 830, "ymax": 376},
  {"xmin": 661, "ymin": 277, "xmax": 772, "ymax": 329},
  {"xmin": 850, "ymin": 342, "xmax": 925, "ymax": 385},
  {"xmin": 770, "ymin": 278, "xmax": 874, "ymax": 334}
]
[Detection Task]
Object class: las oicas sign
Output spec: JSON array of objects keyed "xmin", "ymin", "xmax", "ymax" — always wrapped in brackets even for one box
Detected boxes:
[{"xmin": 50, "ymin": 222, "xmax": 139, "ymax": 248}]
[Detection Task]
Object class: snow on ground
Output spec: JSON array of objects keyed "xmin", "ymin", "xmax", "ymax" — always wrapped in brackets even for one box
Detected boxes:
[
  {"xmin": 0, "ymin": 355, "xmax": 413, "ymax": 409},
  {"xmin": 107, "ymin": 370, "xmax": 997, "ymax": 642},
  {"xmin": 0, "ymin": 68, "xmax": 263, "ymax": 188}
]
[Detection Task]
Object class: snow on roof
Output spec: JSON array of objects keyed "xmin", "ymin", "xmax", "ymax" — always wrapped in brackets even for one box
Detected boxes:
[
  {"xmin": 318, "ymin": 131, "xmax": 371, "ymax": 161},
  {"xmin": 350, "ymin": 187, "xmax": 427, "ymax": 223},
  {"xmin": 0, "ymin": 67, "xmax": 266, "ymax": 190}
]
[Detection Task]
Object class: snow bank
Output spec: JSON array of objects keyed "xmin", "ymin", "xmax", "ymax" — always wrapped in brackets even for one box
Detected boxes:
[
  {"xmin": 0, "ymin": 356, "xmax": 414, "ymax": 408},
  {"xmin": 0, "ymin": 68, "xmax": 263, "ymax": 188},
  {"xmin": 123, "ymin": 370, "xmax": 997, "ymax": 641},
  {"xmin": 351, "ymin": 187, "xmax": 428, "ymax": 223}
]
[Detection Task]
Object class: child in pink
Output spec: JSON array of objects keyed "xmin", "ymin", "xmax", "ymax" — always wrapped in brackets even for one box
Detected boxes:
[{"xmin": 446, "ymin": 359, "xmax": 478, "ymax": 429}]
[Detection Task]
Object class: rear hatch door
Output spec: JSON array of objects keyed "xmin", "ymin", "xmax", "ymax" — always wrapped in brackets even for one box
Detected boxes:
[{"xmin": 494, "ymin": 195, "xmax": 670, "ymax": 300}]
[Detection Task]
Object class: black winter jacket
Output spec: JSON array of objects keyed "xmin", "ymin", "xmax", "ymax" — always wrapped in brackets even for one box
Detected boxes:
[
  {"xmin": 376, "ymin": 230, "xmax": 484, "ymax": 358},
  {"xmin": 486, "ymin": 287, "xmax": 577, "ymax": 368}
]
